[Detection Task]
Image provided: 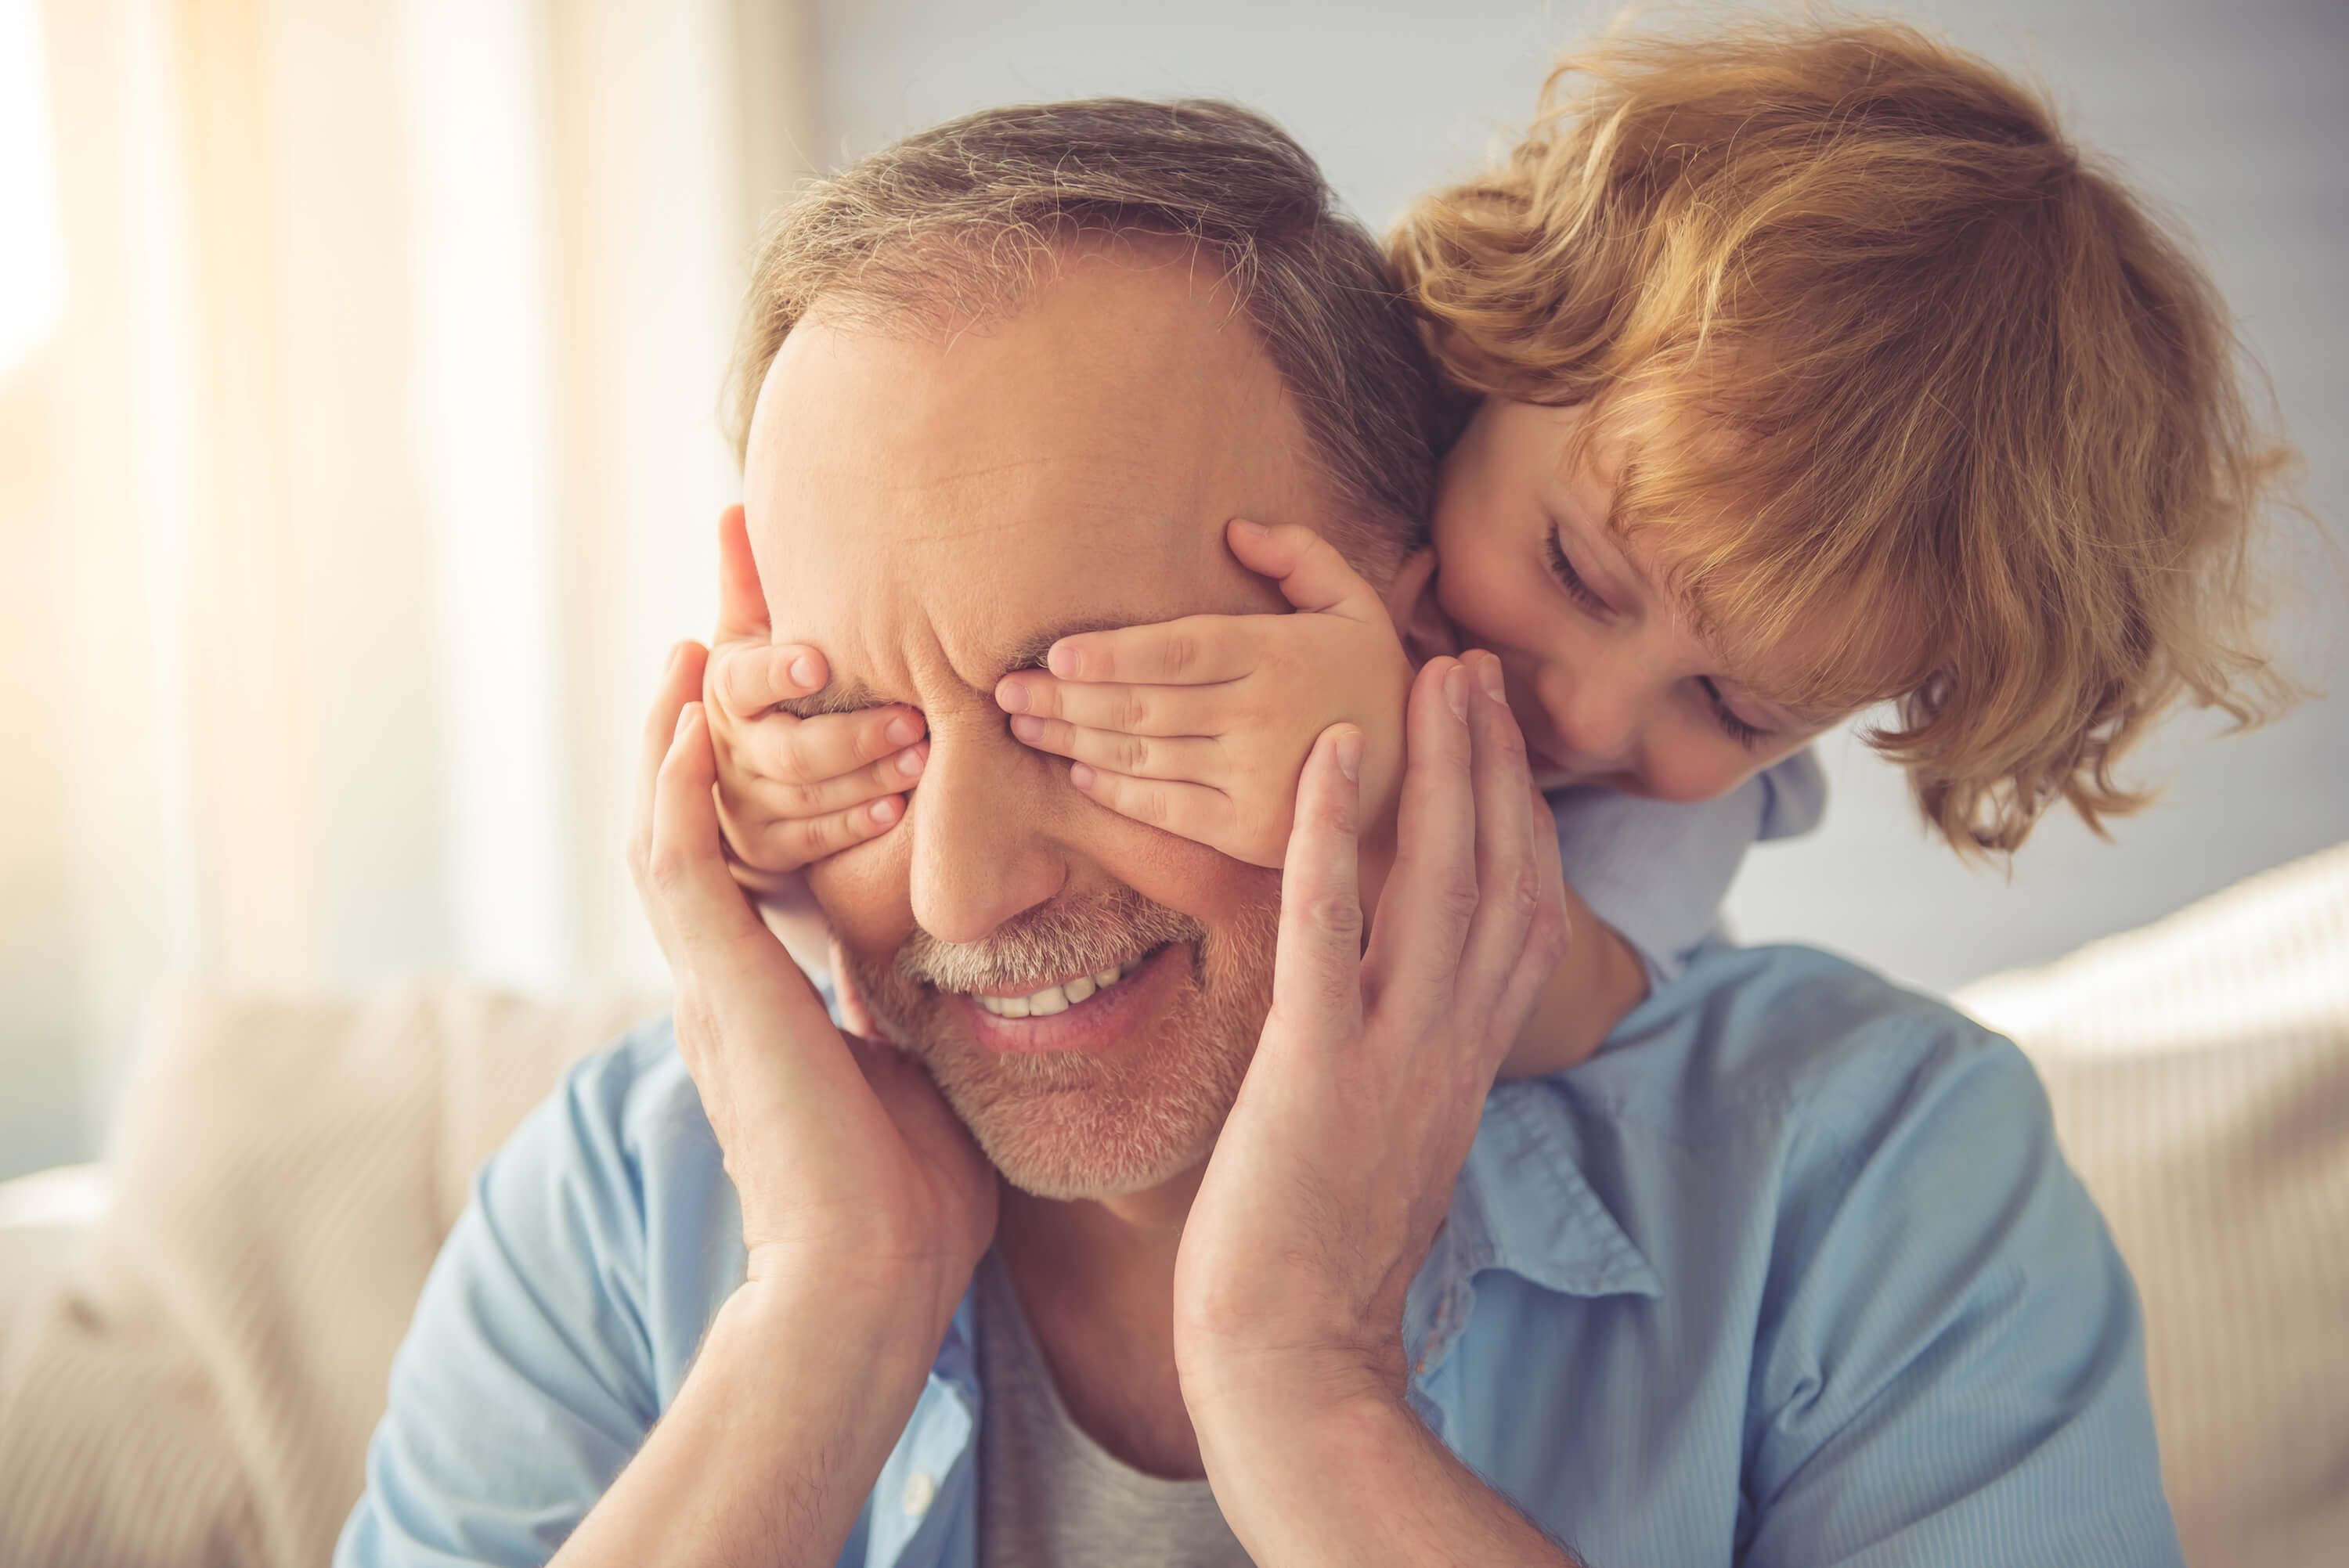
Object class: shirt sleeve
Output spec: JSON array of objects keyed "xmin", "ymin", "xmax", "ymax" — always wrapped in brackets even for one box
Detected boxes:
[
  {"xmin": 1742, "ymin": 1031, "xmax": 2183, "ymax": 1568},
  {"xmin": 1548, "ymin": 748, "xmax": 1825, "ymax": 987},
  {"xmin": 334, "ymin": 1042, "xmax": 665, "ymax": 1568}
]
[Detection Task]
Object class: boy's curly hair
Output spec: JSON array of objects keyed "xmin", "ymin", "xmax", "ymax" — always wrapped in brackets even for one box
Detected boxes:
[{"xmin": 1393, "ymin": 20, "xmax": 2297, "ymax": 853}]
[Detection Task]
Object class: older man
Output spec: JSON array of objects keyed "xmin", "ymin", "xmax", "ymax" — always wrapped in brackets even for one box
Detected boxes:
[{"xmin": 339, "ymin": 101, "xmax": 2179, "ymax": 1567}]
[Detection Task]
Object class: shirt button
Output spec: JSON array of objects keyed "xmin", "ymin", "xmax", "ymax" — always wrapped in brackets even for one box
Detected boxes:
[{"xmin": 901, "ymin": 1469, "xmax": 936, "ymax": 1516}]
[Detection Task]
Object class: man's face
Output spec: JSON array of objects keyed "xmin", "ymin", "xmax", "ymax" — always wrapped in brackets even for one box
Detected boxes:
[{"xmin": 741, "ymin": 243, "xmax": 1340, "ymax": 1201}]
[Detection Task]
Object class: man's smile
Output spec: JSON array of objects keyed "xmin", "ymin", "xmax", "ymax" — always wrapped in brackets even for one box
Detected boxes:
[{"xmin": 944, "ymin": 943, "xmax": 1193, "ymax": 1055}]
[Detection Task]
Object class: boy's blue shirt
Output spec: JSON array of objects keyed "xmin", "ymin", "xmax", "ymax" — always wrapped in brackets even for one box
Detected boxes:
[
  {"xmin": 337, "ymin": 930, "xmax": 2181, "ymax": 1567},
  {"xmin": 1553, "ymin": 747, "xmax": 1828, "ymax": 986}
]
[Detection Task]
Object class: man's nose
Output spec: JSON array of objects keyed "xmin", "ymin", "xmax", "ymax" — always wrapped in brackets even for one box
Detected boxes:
[{"xmin": 904, "ymin": 720, "xmax": 1066, "ymax": 946}]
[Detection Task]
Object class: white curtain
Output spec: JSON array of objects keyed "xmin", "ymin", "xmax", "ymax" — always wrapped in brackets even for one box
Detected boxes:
[{"xmin": 0, "ymin": 0, "xmax": 817, "ymax": 1175}]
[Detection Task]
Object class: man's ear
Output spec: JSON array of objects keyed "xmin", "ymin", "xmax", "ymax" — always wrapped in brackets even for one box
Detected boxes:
[{"xmin": 1381, "ymin": 546, "xmax": 1459, "ymax": 665}]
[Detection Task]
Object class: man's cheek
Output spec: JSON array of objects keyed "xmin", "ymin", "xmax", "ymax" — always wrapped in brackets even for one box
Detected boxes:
[{"xmin": 804, "ymin": 831, "xmax": 916, "ymax": 975}]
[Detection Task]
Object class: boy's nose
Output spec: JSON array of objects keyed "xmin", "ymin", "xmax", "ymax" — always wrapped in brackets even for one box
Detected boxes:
[
  {"xmin": 1545, "ymin": 669, "xmax": 1643, "ymax": 773},
  {"xmin": 904, "ymin": 720, "xmax": 1066, "ymax": 946}
]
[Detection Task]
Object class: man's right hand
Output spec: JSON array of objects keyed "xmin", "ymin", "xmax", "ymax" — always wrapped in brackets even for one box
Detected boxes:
[
  {"xmin": 631, "ymin": 636, "xmax": 994, "ymax": 1305},
  {"xmin": 554, "ymin": 640, "xmax": 992, "ymax": 1568}
]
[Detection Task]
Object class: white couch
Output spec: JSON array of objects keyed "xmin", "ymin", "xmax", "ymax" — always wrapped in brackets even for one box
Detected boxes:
[{"xmin": 3, "ymin": 845, "xmax": 2344, "ymax": 1568}]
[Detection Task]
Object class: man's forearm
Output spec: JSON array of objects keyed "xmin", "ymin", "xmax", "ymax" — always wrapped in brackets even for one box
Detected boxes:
[
  {"xmin": 1198, "ymin": 1382, "xmax": 1581, "ymax": 1568},
  {"xmin": 553, "ymin": 1270, "xmax": 944, "ymax": 1568}
]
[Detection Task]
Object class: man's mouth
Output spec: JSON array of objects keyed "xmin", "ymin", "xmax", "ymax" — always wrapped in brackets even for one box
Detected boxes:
[
  {"xmin": 934, "ymin": 943, "xmax": 1189, "ymax": 1055},
  {"xmin": 964, "ymin": 951, "xmax": 1153, "ymax": 1018}
]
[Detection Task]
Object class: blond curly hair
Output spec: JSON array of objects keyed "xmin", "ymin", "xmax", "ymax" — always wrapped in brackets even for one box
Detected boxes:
[{"xmin": 1392, "ymin": 20, "xmax": 2297, "ymax": 853}]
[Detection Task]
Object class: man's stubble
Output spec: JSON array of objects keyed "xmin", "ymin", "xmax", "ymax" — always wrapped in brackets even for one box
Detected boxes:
[{"xmin": 846, "ymin": 885, "xmax": 1279, "ymax": 1201}]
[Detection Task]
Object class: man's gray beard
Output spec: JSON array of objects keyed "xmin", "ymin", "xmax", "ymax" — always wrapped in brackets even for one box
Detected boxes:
[{"xmin": 846, "ymin": 885, "xmax": 1278, "ymax": 1201}]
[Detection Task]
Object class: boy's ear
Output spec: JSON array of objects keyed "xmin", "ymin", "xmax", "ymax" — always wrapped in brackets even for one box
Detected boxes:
[{"xmin": 1382, "ymin": 546, "xmax": 1460, "ymax": 665}]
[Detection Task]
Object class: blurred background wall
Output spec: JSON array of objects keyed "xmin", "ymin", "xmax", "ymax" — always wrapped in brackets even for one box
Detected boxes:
[{"xmin": 2, "ymin": 0, "xmax": 2342, "ymax": 1181}]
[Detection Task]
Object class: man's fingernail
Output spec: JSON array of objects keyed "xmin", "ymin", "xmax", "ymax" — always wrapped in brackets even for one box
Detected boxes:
[
  {"xmin": 1048, "ymin": 644, "xmax": 1082, "ymax": 679},
  {"xmin": 868, "ymin": 797, "xmax": 898, "ymax": 824},
  {"xmin": 996, "ymin": 680, "xmax": 1027, "ymax": 712},
  {"xmin": 1231, "ymin": 517, "xmax": 1266, "ymax": 536},
  {"xmin": 886, "ymin": 714, "xmax": 919, "ymax": 747},
  {"xmin": 1444, "ymin": 663, "xmax": 1469, "ymax": 720},
  {"xmin": 674, "ymin": 703, "xmax": 696, "ymax": 739},
  {"xmin": 1476, "ymin": 653, "xmax": 1506, "ymax": 704},
  {"xmin": 1335, "ymin": 727, "xmax": 1362, "ymax": 782},
  {"xmin": 896, "ymin": 744, "xmax": 926, "ymax": 779},
  {"xmin": 1069, "ymin": 762, "xmax": 1096, "ymax": 789},
  {"xmin": 788, "ymin": 655, "xmax": 821, "ymax": 690}
]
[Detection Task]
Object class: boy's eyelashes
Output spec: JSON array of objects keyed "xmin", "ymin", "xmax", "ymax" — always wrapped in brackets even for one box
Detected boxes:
[
  {"xmin": 1543, "ymin": 526, "xmax": 1615, "ymax": 618},
  {"xmin": 1699, "ymin": 676, "xmax": 1770, "ymax": 750}
]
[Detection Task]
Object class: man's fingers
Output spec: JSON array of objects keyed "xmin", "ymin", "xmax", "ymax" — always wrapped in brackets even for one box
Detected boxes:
[
  {"xmin": 1363, "ymin": 658, "xmax": 1479, "ymax": 1007},
  {"xmin": 733, "ymin": 704, "xmax": 926, "ymax": 788},
  {"xmin": 1225, "ymin": 518, "xmax": 1384, "ymax": 621},
  {"xmin": 1265, "ymin": 723, "xmax": 1369, "ymax": 1044},
  {"xmin": 713, "ymin": 505, "xmax": 772, "ymax": 643},
  {"xmin": 1452, "ymin": 651, "xmax": 1551, "ymax": 1033},
  {"xmin": 994, "ymin": 673, "xmax": 1225, "ymax": 737},
  {"xmin": 711, "ymin": 640, "xmax": 830, "ymax": 719},
  {"xmin": 1038, "ymin": 615, "xmax": 1255, "ymax": 687},
  {"xmin": 633, "ymin": 641, "xmax": 709, "ymax": 889},
  {"xmin": 644, "ymin": 703, "xmax": 767, "ymax": 951},
  {"xmin": 1007, "ymin": 713, "xmax": 1225, "ymax": 784}
]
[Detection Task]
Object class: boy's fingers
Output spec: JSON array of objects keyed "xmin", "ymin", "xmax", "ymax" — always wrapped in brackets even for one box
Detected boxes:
[
  {"xmin": 734, "ymin": 705, "xmax": 926, "ymax": 785},
  {"xmin": 1039, "ymin": 615, "xmax": 1254, "ymax": 687},
  {"xmin": 750, "ymin": 794, "xmax": 905, "ymax": 870},
  {"xmin": 1265, "ymin": 723, "xmax": 1369, "ymax": 1044},
  {"xmin": 1064, "ymin": 766, "xmax": 1261, "ymax": 863},
  {"xmin": 714, "ymin": 505, "xmax": 771, "ymax": 643},
  {"xmin": 994, "ymin": 674, "xmax": 1225, "ymax": 737},
  {"xmin": 1006, "ymin": 714, "xmax": 1224, "ymax": 784},
  {"xmin": 1225, "ymin": 518, "xmax": 1384, "ymax": 621},
  {"xmin": 711, "ymin": 641, "xmax": 832, "ymax": 719},
  {"xmin": 733, "ymin": 740, "xmax": 927, "ymax": 819}
]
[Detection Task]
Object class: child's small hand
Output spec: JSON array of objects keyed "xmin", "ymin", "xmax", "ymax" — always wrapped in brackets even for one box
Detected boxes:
[
  {"xmin": 704, "ymin": 506, "xmax": 929, "ymax": 897},
  {"xmin": 992, "ymin": 518, "xmax": 1411, "ymax": 868}
]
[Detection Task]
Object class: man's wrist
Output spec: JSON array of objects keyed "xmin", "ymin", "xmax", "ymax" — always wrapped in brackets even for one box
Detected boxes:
[{"xmin": 1191, "ymin": 1371, "xmax": 1573, "ymax": 1567}]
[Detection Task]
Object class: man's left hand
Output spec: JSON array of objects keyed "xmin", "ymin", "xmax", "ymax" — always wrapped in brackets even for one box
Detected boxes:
[{"xmin": 1173, "ymin": 649, "xmax": 1576, "ymax": 1564}]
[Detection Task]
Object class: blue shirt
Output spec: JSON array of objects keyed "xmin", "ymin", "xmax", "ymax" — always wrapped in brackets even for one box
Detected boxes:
[
  {"xmin": 1554, "ymin": 749, "xmax": 1828, "ymax": 988},
  {"xmin": 337, "ymin": 940, "xmax": 2179, "ymax": 1567}
]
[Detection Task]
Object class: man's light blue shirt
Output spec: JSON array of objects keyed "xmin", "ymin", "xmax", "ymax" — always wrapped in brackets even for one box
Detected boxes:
[{"xmin": 337, "ymin": 939, "xmax": 2181, "ymax": 1567}]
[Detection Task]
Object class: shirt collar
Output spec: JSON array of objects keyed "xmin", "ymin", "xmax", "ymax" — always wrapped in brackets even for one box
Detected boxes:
[{"xmin": 1401, "ymin": 1079, "xmax": 1661, "ymax": 1401}]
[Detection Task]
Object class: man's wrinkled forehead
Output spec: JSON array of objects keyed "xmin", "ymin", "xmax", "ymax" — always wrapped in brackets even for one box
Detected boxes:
[{"xmin": 739, "ymin": 245, "xmax": 1323, "ymax": 698}]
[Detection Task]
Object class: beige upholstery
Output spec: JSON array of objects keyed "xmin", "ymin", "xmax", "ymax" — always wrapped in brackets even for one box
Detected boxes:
[
  {"xmin": 0, "ymin": 843, "xmax": 2342, "ymax": 1567},
  {"xmin": 0, "ymin": 986, "xmax": 659, "ymax": 1568},
  {"xmin": 1954, "ymin": 841, "xmax": 2349, "ymax": 1568}
]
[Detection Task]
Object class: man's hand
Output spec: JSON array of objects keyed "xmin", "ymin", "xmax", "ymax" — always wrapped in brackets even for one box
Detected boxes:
[
  {"xmin": 705, "ymin": 505, "xmax": 929, "ymax": 893},
  {"xmin": 553, "ymin": 640, "xmax": 991, "ymax": 1568},
  {"xmin": 633, "ymin": 636, "xmax": 991, "ymax": 1293},
  {"xmin": 1174, "ymin": 650, "xmax": 1577, "ymax": 1566},
  {"xmin": 992, "ymin": 518, "xmax": 1412, "ymax": 868}
]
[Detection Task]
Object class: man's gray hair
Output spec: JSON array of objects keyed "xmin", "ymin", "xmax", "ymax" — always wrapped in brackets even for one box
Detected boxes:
[{"xmin": 725, "ymin": 98, "xmax": 1446, "ymax": 575}]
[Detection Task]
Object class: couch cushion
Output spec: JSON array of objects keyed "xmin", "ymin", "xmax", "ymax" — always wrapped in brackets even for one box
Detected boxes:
[
  {"xmin": 0, "ymin": 984, "xmax": 659, "ymax": 1568},
  {"xmin": 1958, "ymin": 841, "xmax": 2349, "ymax": 1568}
]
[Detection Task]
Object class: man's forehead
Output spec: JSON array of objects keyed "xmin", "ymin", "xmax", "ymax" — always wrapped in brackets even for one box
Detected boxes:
[{"xmin": 743, "ymin": 245, "xmax": 1323, "ymax": 701}]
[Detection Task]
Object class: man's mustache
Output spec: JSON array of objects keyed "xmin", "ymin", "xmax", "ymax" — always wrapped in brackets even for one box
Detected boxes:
[{"xmin": 891, "ymin": 885, "xmax": 1206, "ymax": 993}]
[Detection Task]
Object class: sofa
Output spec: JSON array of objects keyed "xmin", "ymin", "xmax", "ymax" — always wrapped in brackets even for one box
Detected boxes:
[{"xmin": 2, "ymin": 843, "xmax": 2344, "ymax": 1567}]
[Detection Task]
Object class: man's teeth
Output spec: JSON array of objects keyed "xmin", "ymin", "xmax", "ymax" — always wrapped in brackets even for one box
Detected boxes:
[{"xmin": 970, "ymin": 957, "xmax": 1143, "ymax": 1018}]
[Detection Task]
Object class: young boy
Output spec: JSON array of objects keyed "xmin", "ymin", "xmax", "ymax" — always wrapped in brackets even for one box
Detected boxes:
[{"xmin": 704, "ymin": 20, "xmax": 2290, "ymax": 1064}]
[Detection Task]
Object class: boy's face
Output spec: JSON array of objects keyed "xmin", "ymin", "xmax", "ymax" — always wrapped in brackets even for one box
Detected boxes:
[{"xmin": 1429, "ymin": 398, "xmax": 1855, "ymax": 803}]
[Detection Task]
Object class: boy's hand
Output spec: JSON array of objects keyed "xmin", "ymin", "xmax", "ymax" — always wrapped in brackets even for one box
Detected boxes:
[
  {"xmin": 705, "ymin": 505, "xmax": 929, "ymax": 896},
  {"xmin": 993, "ymin": 519, "xmax": 1411, "ymax": 869}
]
